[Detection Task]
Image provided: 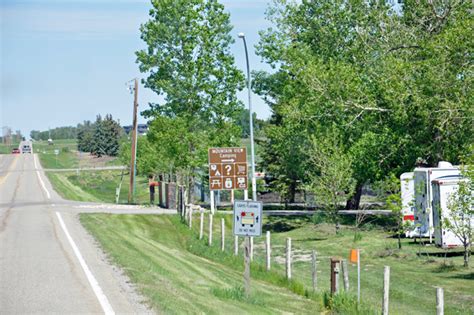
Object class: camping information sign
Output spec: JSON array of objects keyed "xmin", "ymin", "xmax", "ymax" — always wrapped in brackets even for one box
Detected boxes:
[
  {"xmin": 208, "ymin": 147, "xmax": 247, "ymax": 191},
  {"xmin": 233, "ymin": 200, "xmax": 263, "ymax": 237}
]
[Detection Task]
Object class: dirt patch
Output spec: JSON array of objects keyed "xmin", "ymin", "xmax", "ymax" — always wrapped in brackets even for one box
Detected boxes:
[{"xmin": 77, "ymin": 152, "xmax": 118, "ymax": 168}]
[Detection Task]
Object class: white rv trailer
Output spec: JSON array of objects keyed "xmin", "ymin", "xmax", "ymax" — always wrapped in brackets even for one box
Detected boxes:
[
  {"xmin": 400, "ymin": 172, "xmax": 415, "ymax": 232},
  {"xmin": 432, "ymin": 176, "xmax": 472, "ymax": 248},
  {"xmin": 409, "ymin": 161, "xmax": 460, "ymax": 240}
]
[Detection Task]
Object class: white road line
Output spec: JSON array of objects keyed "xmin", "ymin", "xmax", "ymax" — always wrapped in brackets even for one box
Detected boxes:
[
  {"xmin": 55, "ymin": 212, "xmax": 115, "ymax": 315},
  {"xmin": 34, "ymin": 154, "xmax": 51, "ymax": 199}
]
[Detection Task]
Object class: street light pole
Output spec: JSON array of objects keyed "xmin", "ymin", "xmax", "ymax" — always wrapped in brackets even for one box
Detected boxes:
[
  {"xmin": 128, "ymin": 78, "xmax": 139, "ymax": 204},
  {"xmin": 238, "ymin": 32, "xmax": 257, "ymax": 202}
]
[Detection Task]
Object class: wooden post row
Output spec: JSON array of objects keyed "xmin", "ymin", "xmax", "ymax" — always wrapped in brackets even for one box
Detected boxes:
[
  {"xmin": 342, "ymin": 259, "xmax": 349, "ymax": 291},
  {"xmin": 221, "ymin": 218, "xmax": 225, "ymax": 251},
  {"xmin": 266, "ymin": 231, "xmax": 271, "ymax": 271},
  {"xmin": 436, "ymin": 287, "xmax": 444, "ymax": 315},
  {"xmin": 312, "ymin": 250, "xmax": 317, "ymax": 291},
  {"xmin": 199, "ymin": 212, "xmax": 204, "ymax": 240},
  {"xmin": 208, "ymin": 214, "xmax": 213, "ymax": 246},
  {"xmin": 382, "ymin": 266, "xmax": 390, "ymax": 315},
  {"xmin": 286, "ymin": 238, "xmax": 292, "ymax": 280},
  {"xmin": 234, "ymin": 236, "xmax": 238, "ymax": 256}
]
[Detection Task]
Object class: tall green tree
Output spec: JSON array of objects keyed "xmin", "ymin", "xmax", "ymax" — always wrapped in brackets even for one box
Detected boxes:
[
  {"xmin": 305, "ymin": 131, "xmax": 356, "ymax": 234},
  {"xmin": 256, "ymin": 0, "xmax": 473, "ymax": 208},
  {"xmin": 136, "ymin": 0, "xmax": 244, "ymax": 200}
]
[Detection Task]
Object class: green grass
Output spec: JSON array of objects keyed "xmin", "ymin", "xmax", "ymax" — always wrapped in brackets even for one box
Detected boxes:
[
  {"xmin": 81, "ymin": 213, "xmax": 473, "ymax": 314},
  {"xmin": 35, "ymin": 140, "xmax": 79, "ymax": 169},
  {"xmin": 255, "ymin": 217, "xmax": 473, "ymax": 314},
  {"xmin": 0, "ymin": 142, "xmax": 20, "ymax": 154},
  {"xmin": 80, "ymin": 214, "xmax": 321, "ymax": 314},
  {"xmin": 46, "ymin": 170, "xmax": 149, "ymax": 204}
]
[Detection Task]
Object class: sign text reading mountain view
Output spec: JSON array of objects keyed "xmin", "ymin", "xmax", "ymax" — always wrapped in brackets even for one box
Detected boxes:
[{"xmin": 208, "ymin": 147, "xmax": 247, "ymax": 191}]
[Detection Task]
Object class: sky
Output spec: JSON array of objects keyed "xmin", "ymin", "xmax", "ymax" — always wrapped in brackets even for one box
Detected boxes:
[{"xmin": 0, "ymin": 0, "xmax": 273, "ymax": 137}]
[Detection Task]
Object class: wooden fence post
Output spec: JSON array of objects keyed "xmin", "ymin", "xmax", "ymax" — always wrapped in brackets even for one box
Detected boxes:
[
  {"xmin": 382, "ymin": 266, "xmax": 390, "ymax": 315},
  {"xmin": 199, "ymin": 211, "xmax": 204, "ymax": 240},
  {"xmin": 208, "ymin": 214, "xmax": 213, "ymax": 246},
  {"xmin": 342, "ymin": 259, "xmax": 349, "ymax": 291},
  {"xmin": 188, "ymin": 206, "xmax": 193, "ymax": 229},
  {"xmin": 250, "ymin": 237, "xmax": 254, "ymax": 261},
  {"xmin": 436, "ymin": 287, "xmax": 444, "ymax": 315},
  {"xmin": 266, "ymin": 231, "xmax": 271, "ymax": 271},
  {"xmin": 286, "ymin": 238, "xmax": 292, "ymax": 280},
  {"xmin": 234, "ymin": 236, "xmax": 238, "ymax": 256},
  {"xmin": 357, "ymin": 249, "xmax": 360, "ymax": 303},
  {"xmin": 330, "ymin": 258, "xmax": 341, "ymax": 294},
  {"xmin": 221, "ymin": 218, "xmax": 225, "ymax": 251},
  {"xmin": 312, "ymin": 250, "xmax": 317, "ymax": 291}
]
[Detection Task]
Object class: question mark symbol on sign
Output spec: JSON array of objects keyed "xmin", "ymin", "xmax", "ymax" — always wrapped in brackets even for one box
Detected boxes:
[{"xmin": 225, "ymin": 165, "xmax": 232, "ymax": 175}]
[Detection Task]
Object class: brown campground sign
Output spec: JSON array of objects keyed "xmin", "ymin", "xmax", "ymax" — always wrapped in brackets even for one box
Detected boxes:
[{"xmin": 208, "ymin": 147, "xmax": 247, "ymax": 191}]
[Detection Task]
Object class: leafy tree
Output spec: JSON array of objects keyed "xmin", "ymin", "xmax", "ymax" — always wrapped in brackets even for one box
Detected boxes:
[
  {"xmin": 136, "ymin": 0, "xmax": 244, "ymax": 201},
  {"xmin": 444, "ymin": 180, "xmax": 473, "ymax": 267},
  {"xmin": 377, "ymin": 174, "xmax": 408, "ymax": 249},
  {"xmin": 305, "ymin": 131, "xmax": 356, "ymax": 234},
  {"xmin": 256, "ymin": 0, "xmax": 473, "ymax": 208},
  {"xmin": 30, "ymin": 126, "xmax": 78, "ymax": 140},
  {"xmin": 236, "ymin": 108, "xmax": 266, "ymax": 138}
]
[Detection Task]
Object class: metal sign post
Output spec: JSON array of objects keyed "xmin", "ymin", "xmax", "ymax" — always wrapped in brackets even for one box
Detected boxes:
[{"xmin": 233, "ymin": 200, "xmax": 263, "ymax": 298}]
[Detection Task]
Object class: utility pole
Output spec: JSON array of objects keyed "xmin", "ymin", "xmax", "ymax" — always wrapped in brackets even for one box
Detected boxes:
[{"xmin": 128, "ymin": 78, "xmax": 138, "ymax": 204}]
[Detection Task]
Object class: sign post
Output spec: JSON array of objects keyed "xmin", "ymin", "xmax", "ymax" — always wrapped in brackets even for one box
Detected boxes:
[{"xmin": 233, "ymin": 200, "xmax": 263, "ymax": 297}]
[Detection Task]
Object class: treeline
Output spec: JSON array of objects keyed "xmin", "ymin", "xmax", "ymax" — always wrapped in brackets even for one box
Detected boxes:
[
  {"xmin": 130, "ymin": 0, "xmax": 473, "ymax": 209},
  {"xmin": 30, "ymin": 126, "xmax": 77, "ymax": 140},
  {"xmin": 254, "ymin": 0, "xmax": 473, "ymax": 207},
  {"xmin": 77, "ymin": 115, "xmax": 122, "ymax": 157}
]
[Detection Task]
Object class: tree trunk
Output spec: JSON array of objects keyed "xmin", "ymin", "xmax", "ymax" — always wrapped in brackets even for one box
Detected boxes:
[
  {"xmin": 289, "ymin": 180, "xmax": 296, "ymax": 204},
  {"xmin": 398, "ymin": 232, "xmax": 402, "ymax": 249},
  {"xmin": 346, "ymin": 183, "xmax": 363, "ymax": 210},
  {"xmin": 187, "ymin": 173, "xmax": 194, "ymax": 205},
  {"xmin": 464, "ymin": 244, "xmax": 469, "ymax": 267}
]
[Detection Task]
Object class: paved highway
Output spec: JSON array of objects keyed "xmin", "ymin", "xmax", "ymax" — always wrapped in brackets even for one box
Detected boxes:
[{"xmin": 0, "ymin": 154, "xmax": 159, "ymax": 314}]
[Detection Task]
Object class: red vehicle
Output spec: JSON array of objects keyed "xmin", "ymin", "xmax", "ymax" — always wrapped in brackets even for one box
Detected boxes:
[{"xmin": 11, "ymin": 148, "xmax": 20, "ymax": 154}]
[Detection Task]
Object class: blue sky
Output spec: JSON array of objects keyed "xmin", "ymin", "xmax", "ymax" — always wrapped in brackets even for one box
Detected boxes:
[{"xmin": 0, "ymin": 0, "xmax": 273, "ymax": 137}]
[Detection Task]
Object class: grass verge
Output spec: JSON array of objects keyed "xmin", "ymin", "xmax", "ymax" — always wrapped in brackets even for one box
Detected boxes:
[
  {"xmin": 80, "ymin": 214, "xmax": 322, "ymax": 314},
  {"xmin": 46, "ymin": 170, "xmax": 150, "ymax": 204},
  {"xmin": 81, "ymin": 213, "xmax": 473, "ymax": 314}
]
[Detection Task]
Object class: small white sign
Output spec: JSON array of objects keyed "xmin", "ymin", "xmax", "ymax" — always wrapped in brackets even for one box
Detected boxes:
[
  {"xmin": 233, "ymin": 200, "xmax": 263, "ymax": 237},
  {"xmin": 54, "ymin": 149, "xmax": 59, "ymax": 155}
]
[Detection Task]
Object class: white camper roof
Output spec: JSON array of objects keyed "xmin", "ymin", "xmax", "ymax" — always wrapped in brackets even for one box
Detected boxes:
[
  {"xmin": 414, "ymin": 161, "xmax": 459, "ymax": 173},
  {"xmin": 432, "ymin": 175, "xmax": 467, "ymax": 186}
]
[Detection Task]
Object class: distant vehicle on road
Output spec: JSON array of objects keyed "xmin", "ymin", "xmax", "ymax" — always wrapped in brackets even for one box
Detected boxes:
[
  {"xmin": 11, "ymin": 148, "xmax": 20, "ymax": 154},
  {"xmin": 22, "ymin": 144, "xmax": 32, "ymax": 154}
]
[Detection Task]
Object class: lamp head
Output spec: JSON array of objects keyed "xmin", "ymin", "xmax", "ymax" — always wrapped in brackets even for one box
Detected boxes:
[{"xmin": 238, "ymin": 32, "xmax": 245, "ymax": 38}]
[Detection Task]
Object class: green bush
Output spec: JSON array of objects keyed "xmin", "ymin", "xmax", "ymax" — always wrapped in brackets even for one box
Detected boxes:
[
  {"xmin": 312, "ymin": 211, "xmax": 331, "ymax": 225},
  {"xmin": 322, "ymin": 291, "xmax": 377, "ymax": 314}
]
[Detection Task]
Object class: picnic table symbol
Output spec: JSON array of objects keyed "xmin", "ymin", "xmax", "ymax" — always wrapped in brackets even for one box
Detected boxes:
[{"xmin": 211, "ymin": 179, "xmax": 221, "ymax": 188}]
